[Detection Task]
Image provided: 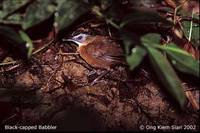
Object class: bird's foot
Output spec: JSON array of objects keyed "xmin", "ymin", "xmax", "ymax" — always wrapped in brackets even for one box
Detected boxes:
[
  {"xmin": 90, "ymin": 70, "xmax": 109, "ymax": 86},
  {"xmin": 88, "ymin": 70, "xmax": 97, "ymax": 76}
]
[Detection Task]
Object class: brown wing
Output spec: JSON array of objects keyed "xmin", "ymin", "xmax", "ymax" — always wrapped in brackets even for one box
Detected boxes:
[{"xmin": 86, "ymin": 36, "xmax": 125, "ymax": 64}]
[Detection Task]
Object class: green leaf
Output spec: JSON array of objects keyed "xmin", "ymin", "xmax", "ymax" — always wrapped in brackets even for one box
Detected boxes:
[
  {"xmin": 123, "ymin": 35, "xmax": 133, "ymax": 56},
  {"xmin": 182, "ymin": 20, "xmax": 200, "ymax": 48},
  {"xmin": 0, "ymin": 1, "xmax": 3, "ymax": 8},
  {"xmin": 2, "ymin": 0, "xmax": 30, "ymax": 20},
  {"xmin": 55, "ymin": 0, "xmax": 89, "ymax": 37},
  {"xmin": 120, "ymin": 31, "xmax": 139, "ymax": 55},
  {"xmin": 141, "ymin": 33, "xmax": 186, "ymax": 108},
  {"xmin": 120, "ymin": 30, "xmax": 146, "ymax": 70},
  {"xmin": 182, "ymin": 10, "xmax": 199, "ymax": 47},
  {"xmin": 126, "ymin": 46, "xmax": 147, "ymax": 70},
  {"xmin": 19, "ymin": 30, "xmax": 33, "ymax": 58},
  {"xmin": 147, "ymin": 47, "xmax": 186, "ymax": 108},
  {"xmin": 120, "ymin": 8, "xmax": 172, "ymax": 28},
  {"xmin": 0, "ymin": 26, "xmax": 28, "ymax": 58},
  {"xmin": 0, "ymin": 26, "xmax": 25, "ymax": 45},
  {"xmin": 164, "ymin": 44, "xmax": 200, "ymax": 77},
  {"xmin": 22, "ymin": 0, "xmax": 56, "ymax": 30},
  {"xmin": 141, "ymin": 33, "xmax": 161, "ymax": 45}
]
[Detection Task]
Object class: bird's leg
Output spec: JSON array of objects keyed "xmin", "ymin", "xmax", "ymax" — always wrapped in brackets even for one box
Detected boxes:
[
  {"xmin": 90, "ymin": 70, "xmax": 109, "ymax": 86},
  {"xmin": 88, "ymin": 68, "xmax": 104, "ymax": 76},
  {"xmin": 88, "ymin": 70, "xmax": 97, "ymax": 76}
]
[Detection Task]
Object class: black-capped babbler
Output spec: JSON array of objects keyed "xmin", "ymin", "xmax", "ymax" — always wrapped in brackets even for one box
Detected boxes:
[{"xmin": 63, "ymin": 33, "xmax": 125, "ymax": 70}]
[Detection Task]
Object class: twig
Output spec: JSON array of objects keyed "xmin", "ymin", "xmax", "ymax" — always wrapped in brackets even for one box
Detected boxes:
[
  {"xmin": 0, "ymin": 20, "xmax": 21, "ymax": 26},
  {"xmin": 184, "ymin": 88, "xmax": 198, "ymax": 92},
  {"xmin": 185, "ymin": 91, "xmax": 199, "ymax": 110},
  {"xmin": 43, "ymin": 58, "xmax": 63, "ymax": 92},
  {"xmin": 188, "ymin": 9, "xmax": 194, "ymax": 42},
  {"xmin": 1, "ymin": 114, "xmax": 17, "ymax": 124},
  {"xmin": 106, "ymin": 21, "xmax": 113, "ymax": 38},
  {"xmin": 173, "ymin": 0, "xmax": 190, "ymax": 24},
  {"xmin": 90, "ymin": 70, "xmax": 109, "ymax": 86},
  {"xmin": 32, "ymin": 39, "xmax": 55, "ymax": 55},
  {"xmin": 0, "ymin": 37, "xmax": 55, "ymax": 68},
  {"xmin": 0, "ymin": 60, "xmax": 18, "ymax": 66}
]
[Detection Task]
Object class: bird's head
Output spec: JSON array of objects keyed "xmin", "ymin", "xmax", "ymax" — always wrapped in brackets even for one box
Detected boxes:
[{"xmin": 63, "ymin": 33, "xmax": 92, "ymax": 46}]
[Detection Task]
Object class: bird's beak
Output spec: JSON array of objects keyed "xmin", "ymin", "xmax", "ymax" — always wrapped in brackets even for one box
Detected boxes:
[
  {"xmin": 62, "ymin": 38, "xmax": 74, "ymax": 42},
  {"xmin": 62, "ymin": 38, "xmax": 79, "ymax": 46}
]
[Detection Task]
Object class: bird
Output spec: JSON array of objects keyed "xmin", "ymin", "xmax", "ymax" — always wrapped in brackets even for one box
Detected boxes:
[{"xmin": 63, "ymin": 33, "xmax": 125, "ymax": 70}]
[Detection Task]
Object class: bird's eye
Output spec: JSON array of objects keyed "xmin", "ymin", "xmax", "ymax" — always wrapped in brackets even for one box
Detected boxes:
[{"xmin": 77, "ymin": 36, "xmax": 83, "ymax": 40}]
